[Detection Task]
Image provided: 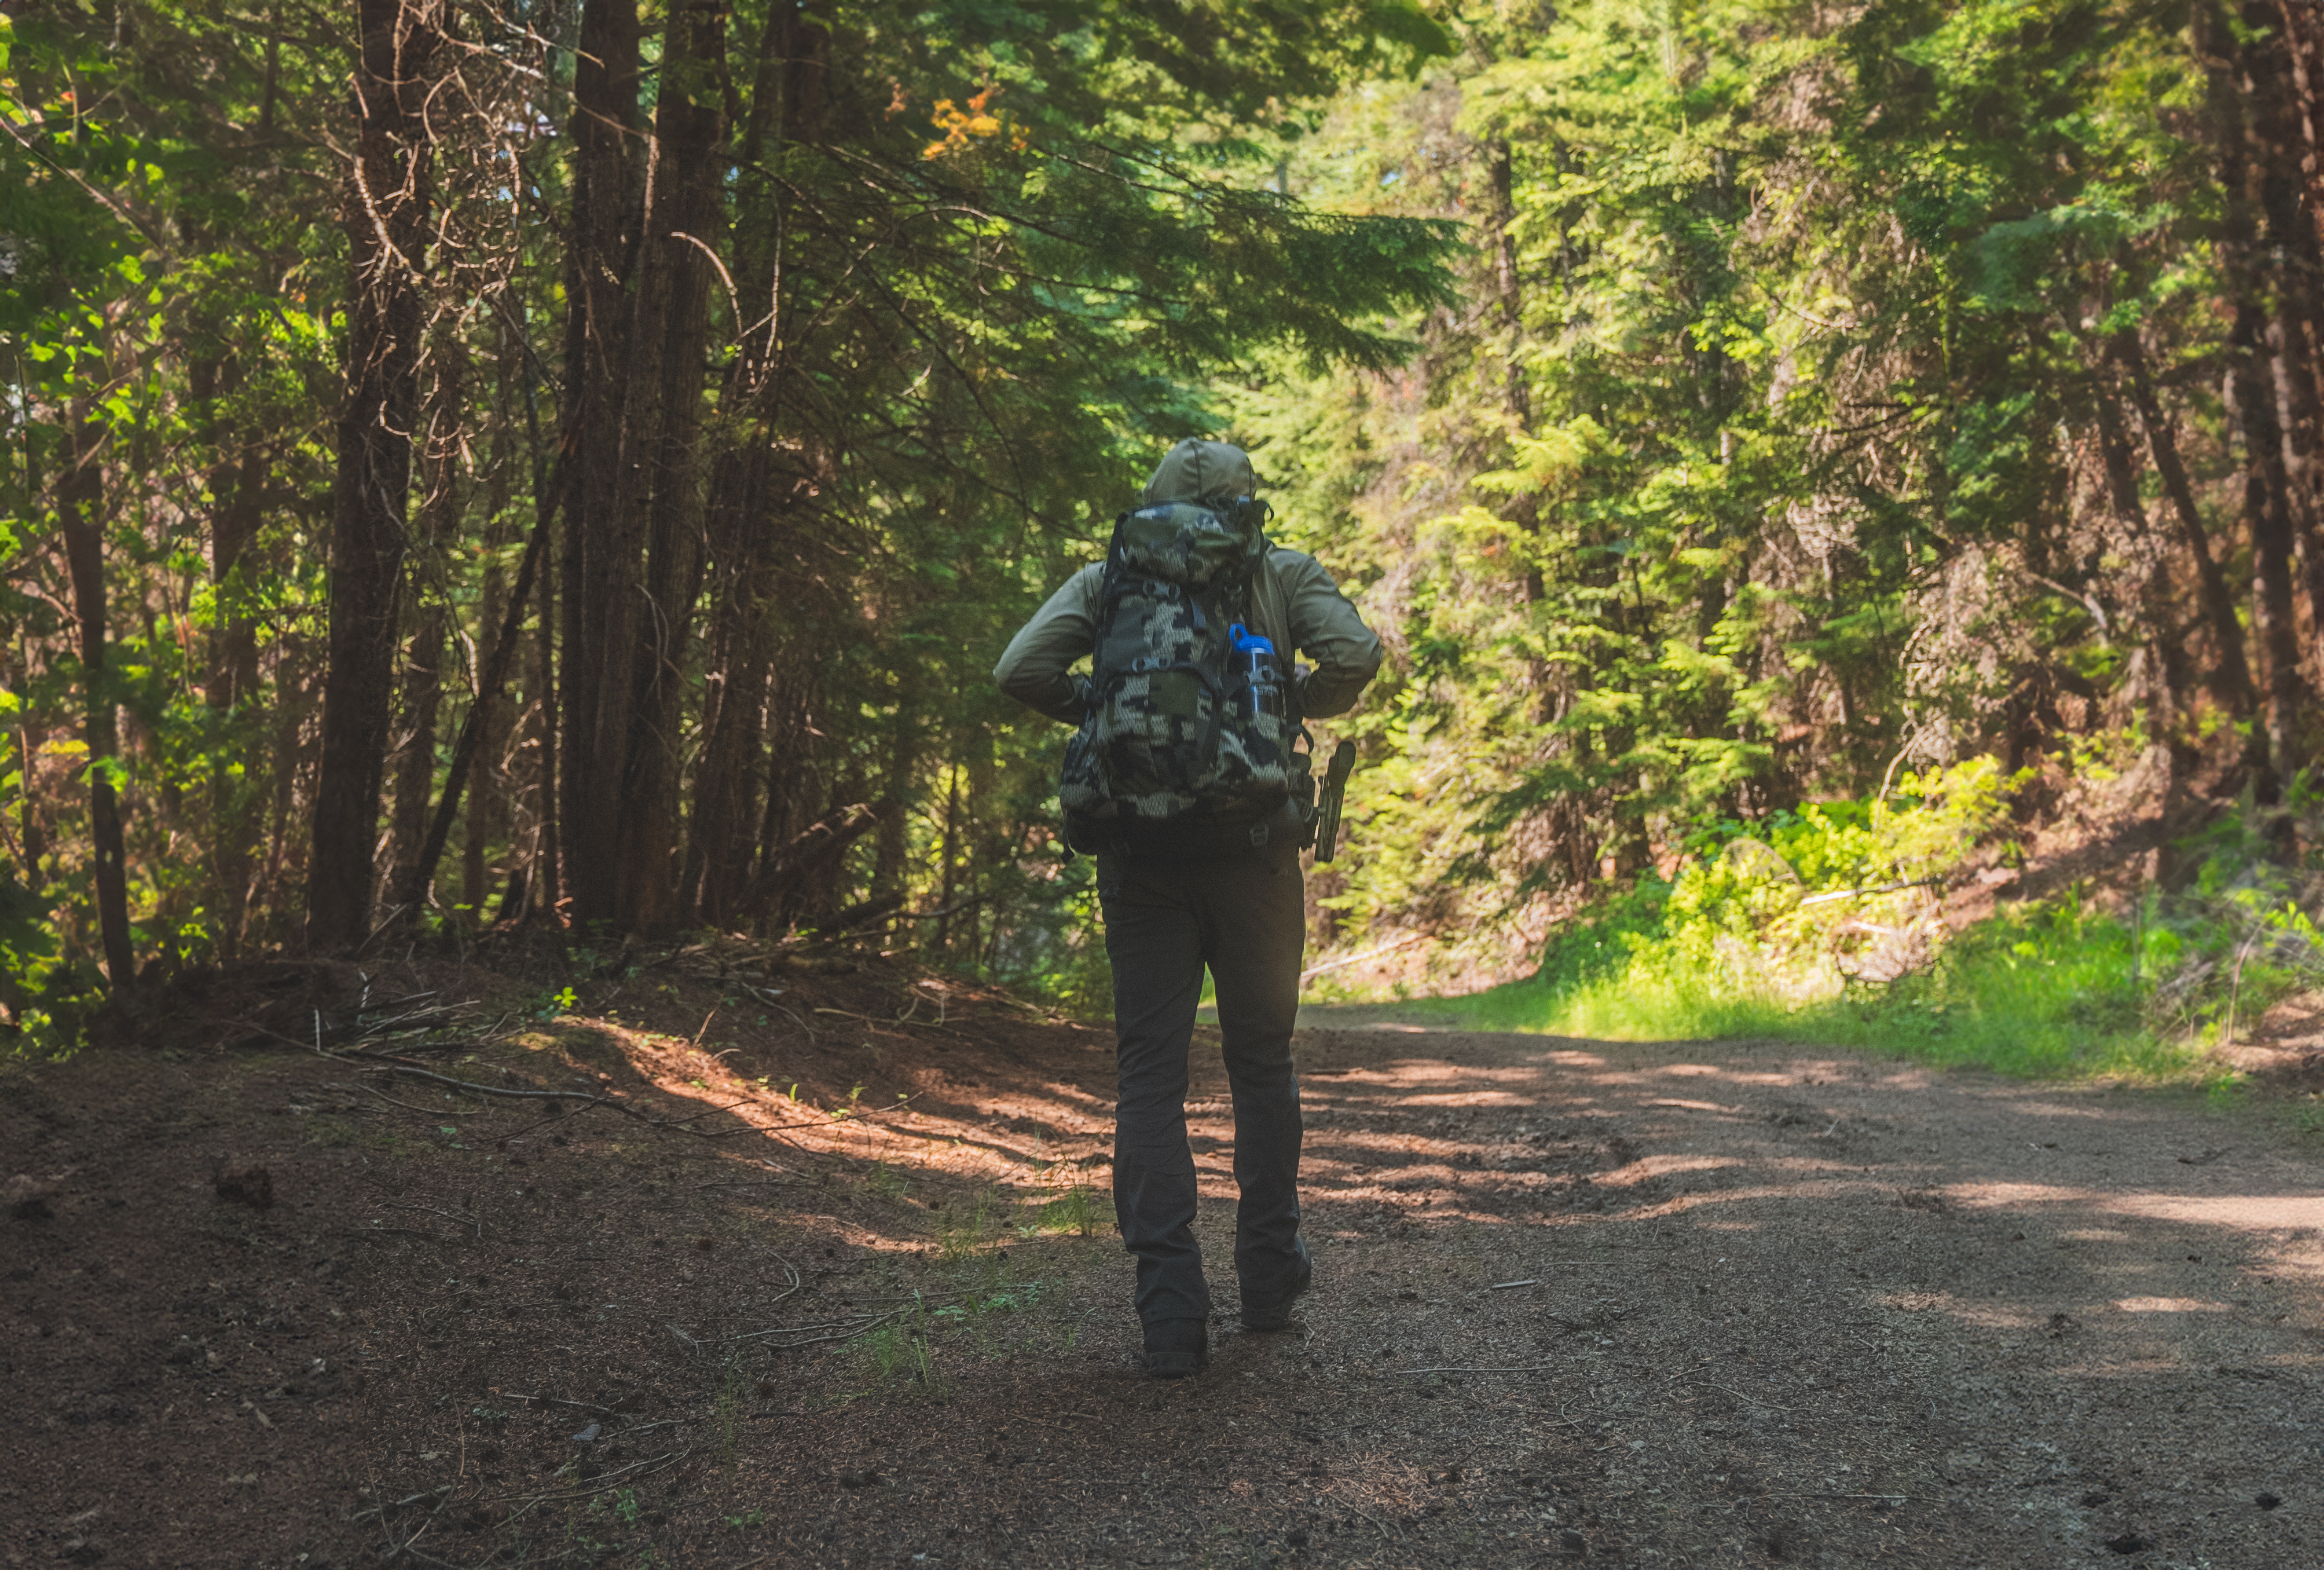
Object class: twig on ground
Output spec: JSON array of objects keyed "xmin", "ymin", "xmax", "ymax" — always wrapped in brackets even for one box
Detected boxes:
[
  {"xmin": 1395, "ymin": 1364, "xmax": 1553, "ymax": 1375},
  {"xmin": 501, "ymin": 1393, "xmax": 619, "ymax": 1415},
  {"xmin": 349, "ymin": 1485, "xmax": 451, "ymax": 1524},
  {"xmin": 374, "ymin": 1483, "xmax": 454, "ymax": 1562},
  {"xmin": 377, "ymin": 1198, "xmax": 482, "ymax": 1239},
  {"xmin": 722, "ymin": 1309, "xmax": 901, "ymax": 1348},
  {"xmin": 1670, "ymin": 1374, "xmax": 1796, "ymax": 1412},
  {"xmin": 1328, "ymin": 1491, "xmax": 1400, "ymax": 1542},
  {"xmin": 487, "ymin": 1447, "xmax": 692, "ymax": 1516},
  {"xmin": 349, "ymin": 1081, "xmax": 503, "ymax": 1119}
]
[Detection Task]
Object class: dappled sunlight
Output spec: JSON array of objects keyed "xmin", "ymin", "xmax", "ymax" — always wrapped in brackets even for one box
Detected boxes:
[
  {"xmin": 1989, "ymin": 1100, "xmax": 2125, "ymax": 1121},
  {"xmin": 1593, "ymin": 1154, "xmax": 1743, "ymax": 1188},
  {"xmin": 2104, "ymin": 1193, "xmax": 2324, "ymax": 1232},
  {"xmin": 494, "ymin": 980, "xmax": 2324, "ymax": 1570}
]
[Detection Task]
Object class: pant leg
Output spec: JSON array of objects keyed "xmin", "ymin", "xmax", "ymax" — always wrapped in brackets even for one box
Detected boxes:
[
  {"xmin": 1196, "ymin": 847, "xmax": 1307, "ymax": 1301},
  {"xmin": 1098, "ymin": 855, "xmax": 1212, "ymax": 1326}
]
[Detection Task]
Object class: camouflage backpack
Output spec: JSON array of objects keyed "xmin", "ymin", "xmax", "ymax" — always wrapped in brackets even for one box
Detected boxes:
[{"xmin": 1059, "ymin": 497, "xmax": 1305, "ymax": 852}]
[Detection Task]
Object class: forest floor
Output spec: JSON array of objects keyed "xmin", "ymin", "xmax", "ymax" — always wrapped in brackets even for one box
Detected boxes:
[{"xmin": 4, "ymin": 941, "xmax": 2323, "ymax": 1570}]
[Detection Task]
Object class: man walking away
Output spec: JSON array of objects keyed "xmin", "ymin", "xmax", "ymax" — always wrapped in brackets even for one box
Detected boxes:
[{"xmin": 993, "ymin": 438, "xmax": 1384, "ymax": 1377}]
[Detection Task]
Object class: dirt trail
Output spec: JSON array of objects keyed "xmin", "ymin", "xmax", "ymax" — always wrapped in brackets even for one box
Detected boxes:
[{"xmin": 5, "ymin": 973, "xmax": 2321, "ymax": 1568}]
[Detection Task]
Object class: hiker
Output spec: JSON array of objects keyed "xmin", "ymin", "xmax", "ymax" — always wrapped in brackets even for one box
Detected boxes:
[{"xmin": 993, "ymin": 438, "xmax": 1384, "ymax": 1377}]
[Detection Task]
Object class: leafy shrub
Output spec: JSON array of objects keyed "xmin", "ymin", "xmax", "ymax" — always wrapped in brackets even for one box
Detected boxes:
[{"xmin": 1418, "ymin": 762, "xmax": 2324, "ymax": 1082}]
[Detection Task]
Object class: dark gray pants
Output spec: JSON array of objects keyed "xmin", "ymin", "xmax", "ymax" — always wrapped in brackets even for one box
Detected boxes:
[{"xmin": 1098, "ymin": 846, "xmax": 1306, "ymax": 1327}]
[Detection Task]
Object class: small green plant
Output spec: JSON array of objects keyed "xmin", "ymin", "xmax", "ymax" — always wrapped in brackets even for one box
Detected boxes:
[
  {"xmin": 1024, "ymin": 1181, "xmax": 1101, "ymax": 1238},
  {"xmin": 724, "ymin": 1509, "xmax": 767, "ymax": 1530},
  {"xmin": 857, "ymin": 1292, "xmax": 946, "ymax": 1396},
  {"xmin": 613, "ymin": 1488, "xmax": 640, "ymax": 1525},
  {"xmin": 864, "ymin": 1162, "xmax": 909, "ymax": 1202},
  {"xmin": 934, "ymin": 1191, "xmax": 995, "ymax": 1261},
  {"xmin": 532, "ymin": 984, "xmax": 580, "ymax": 1019},
  {"xmin": 713, "ymin": 1356, "xmax": 746, "ymax": 1470}
]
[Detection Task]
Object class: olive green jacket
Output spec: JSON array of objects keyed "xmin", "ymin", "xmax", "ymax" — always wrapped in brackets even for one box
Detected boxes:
[{"xmin": 994, "ymin": 548, "xmax": 1384, "ymax": 727}]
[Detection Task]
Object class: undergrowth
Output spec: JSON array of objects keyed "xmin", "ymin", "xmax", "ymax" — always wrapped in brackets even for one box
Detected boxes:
[{"xmin": 1363, "ymin": 761, "xmax": 2324, "ymax": 1082}]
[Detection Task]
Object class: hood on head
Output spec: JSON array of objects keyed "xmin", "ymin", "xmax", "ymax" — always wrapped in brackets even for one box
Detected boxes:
[{"xmin": 1142, "ymin": 438, "xmax": 1258, "ymax": 507}]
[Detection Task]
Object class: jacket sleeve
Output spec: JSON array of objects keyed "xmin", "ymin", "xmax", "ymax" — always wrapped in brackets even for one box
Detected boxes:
[
  {"xmin": 994, "ymin": 564, "xmax": 1104, "ymax": 726},
  {"xmin": 1279, "ymin": 550, "xmax": 1384, "ymax": 719}
]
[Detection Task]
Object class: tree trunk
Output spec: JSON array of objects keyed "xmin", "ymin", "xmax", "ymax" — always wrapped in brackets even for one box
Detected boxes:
[
  {"xmin": 2255, "ymin": 3, "xmax": 2324, "ymax": 654},
  {"xmin": 309, "ymin": 0, "xmax": 443, "ymax": 952},
  {"xmin": 2109, "ymin": 333, "xmax": 2259, "ymax": 717},
  {"xmin": 192, "ymin": 355, "xmax": 267, "ymax": 958},
  {"xmin": 681, "ymin": 3, "xmax": 819, "ymax": 927},
  {"xmin": 558, "ymin": 0, "xmax": 643, "ymax": 927},
  {"xmin": 2092, "ymin": 384, "xmax": 2194, "ymax": 716},
  {"xmin": 1486, "ymin": 136, "xmax": 1550, "ymax": 615},
  {"xmin": 683, "ymin": 448, "xmax": 773, "ymax": 927},
  {"xmin": 56, "ymin": 402, "xmax": 133, "ymax": 990},
  {"xmin": 386, "ymin": 343, "xmax": 463, "ymax": 916},
  {"xmin": 609, "ymin": 0, "xmax": 729, "ymax": 934},
  {"xmin": 529, "ymin": 494, "xmax": 562, "ymax": 920},
  {"xmin": 463, "ymin": 332, "xmax": 519, "ymax": 920},
  {"xmin": 2209, "ymin": 1, "xmax": 2305, "ymax": 796}
]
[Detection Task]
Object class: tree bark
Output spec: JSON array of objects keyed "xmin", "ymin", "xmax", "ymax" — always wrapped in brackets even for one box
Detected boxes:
[
  {"xmin": 464, "ymin": 331, "xmax": 519, "ymax": 919},
  {"xmin": 56, "ymin": 402, "xmax": 133, "ymax": 990},
  {"xmin": 1486, "ymin": 136, "xmax": 1548, "ymax": 613},
  {"xmin": 608, "ymin": 0, "xmax": 729, "ymax": 934},
  {"xmin": 2109, "ymin": 332, "xmax": 2258, "ymax": 718},
  {"xmin": 529, "ymin": 484, "xmax": 562, "ymax": 921},
  {"xmin": 385, "ymin": 342, "xmax": 463, "ymax": 915},
  {"xmin": 558, "ymin": 0, "xmax": 643, "ymax": 928},
  {"xmin": 2092, "ymin": 384, "xmax": 2193, "ymax": 715},
  {"xmin": 2208, "ymin": 1, "xmax": 2305, "ymax": 796},
  {"xmin": 191, "ymin": 354, "xmax": 267, "ymax": 957},
  {"xmin": 309, "ymin": 0, "xmax": 443, "ymax": 951},
  {"xmin": 683, "ymin": 445, "xmax": 774, "ymax": 926},
  {"xmin": 2255, "ymin": 2, "xmax": 2324, "ymax": 651},
  {"xmin": 681, "ymin": 3, "xmax": 822, "ymax": 927}
]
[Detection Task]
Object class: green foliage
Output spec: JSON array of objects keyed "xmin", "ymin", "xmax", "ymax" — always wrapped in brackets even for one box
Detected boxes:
[
  {"xmin": 0, "ymin": 0, "xmax": 1463, "ymax": 1018},
  {"xmin": 1396, "ymin": 780, "xmax": 2324, "ymax": 1084},
  {"xmin": 1025, "ymin": 1181, "xmax": 1102, "ymax": 1238},
  {"xmin": 1227, "ymin": 0, "xmax": 2257, "ymax": 963}
]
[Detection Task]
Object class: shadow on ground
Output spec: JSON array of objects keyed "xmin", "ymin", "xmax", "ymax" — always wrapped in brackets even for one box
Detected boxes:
[{"xmin": 5, "ymin": 961, "xmax": 2321, "ymax": 1568}]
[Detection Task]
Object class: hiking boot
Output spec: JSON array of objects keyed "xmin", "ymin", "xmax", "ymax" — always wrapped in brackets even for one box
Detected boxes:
[
  {"xmin": 1141, "ymin": 1318, "xmax": 1209, "ymax": 1379},
  {"xmin": 1240, "ymin": 1234, "xmax": 1313, "ymax": 1331}
]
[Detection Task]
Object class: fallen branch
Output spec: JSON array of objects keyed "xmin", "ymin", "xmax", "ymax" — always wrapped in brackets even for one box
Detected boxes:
[
  {"xmin": 1795, "ymin": 879, "xmax": 1943, "ymax": 908},
  {"xmin": 1299, "ymin": 931, "xmax": 1434, "ymax": 982},
  {"xmin": 485, "ymin": 1446, "xmax": 693, "ymax": 1515},
  {"xmin": 1669, "ymin": 1374, "xmax": 1796, "ymax": 1411},
  {"xmin": 355, "ymin": 1061, "xmax": 929, "ymax": 1143},
  {"xmin": 377, "ymin": 1198, "xmax": 482, "ymax": 1238}
]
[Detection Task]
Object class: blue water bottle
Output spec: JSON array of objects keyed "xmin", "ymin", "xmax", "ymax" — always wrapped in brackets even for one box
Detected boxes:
[{"xmin": 1229, "ymin": 624, "xmax": 1284, "ymax": 720}]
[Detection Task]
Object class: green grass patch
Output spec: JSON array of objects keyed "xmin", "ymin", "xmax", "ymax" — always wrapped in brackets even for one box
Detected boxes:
[
  {"xmin": 1348, "ymin": 764, "xmax": 2323, "ymax": 1084},
  {"xmin": 1416, "ymin": 898, "xmax": 2208, "ymax": 1079}
]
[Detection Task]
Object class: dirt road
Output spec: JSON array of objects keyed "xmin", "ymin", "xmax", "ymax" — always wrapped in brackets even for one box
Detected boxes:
[
  {"xmin": 743, "ymin": 1018, "xmax": 2324, "ymax": 1569},
  {"xmin": 5, "ymin": 976, "xmax": 2320, "ymax": 1568}
]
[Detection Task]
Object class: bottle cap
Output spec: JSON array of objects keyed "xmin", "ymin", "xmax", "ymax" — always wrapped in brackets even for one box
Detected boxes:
[{"xmin": 1229, "ymin": 623, "xmax": 1275, "ymax": 654}]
